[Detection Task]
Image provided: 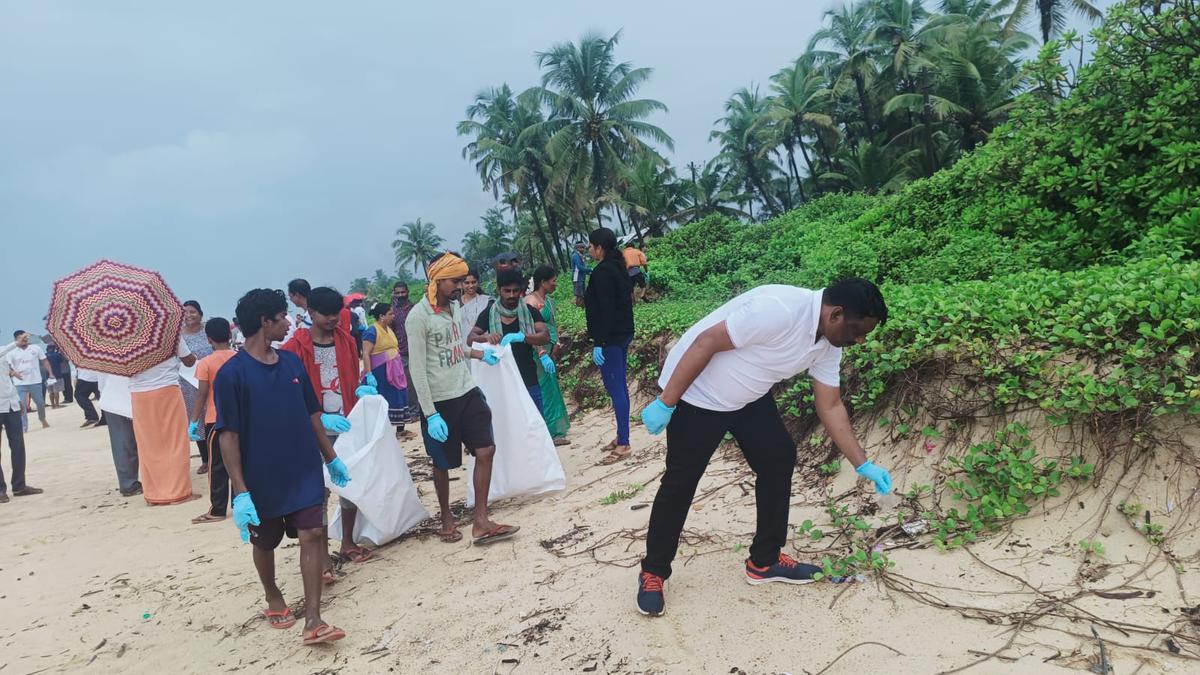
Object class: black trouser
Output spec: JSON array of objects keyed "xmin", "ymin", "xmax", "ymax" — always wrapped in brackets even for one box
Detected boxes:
[
  {"xmin": 61, "ymin": 375, "xmax": 74, "ymax": 404},
  {"xmin": 205, "ymin": 424, "xmax": 230, "ymax": 516},
  {"xmin": 75, "ymin": 380, "xmax": 101, "ymax": 421},
  {"xmin": 0, "ymin": 411, "xmax": 27, "ymax": 494},
  {"xmin": 642, "ymin": 394, "xmax": 797, "ymax": 579}
]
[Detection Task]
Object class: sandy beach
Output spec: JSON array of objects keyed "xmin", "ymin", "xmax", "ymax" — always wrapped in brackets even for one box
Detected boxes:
[{"xmin": 1, "ymin": 401, "xmax": 1196, "ymax": 674}]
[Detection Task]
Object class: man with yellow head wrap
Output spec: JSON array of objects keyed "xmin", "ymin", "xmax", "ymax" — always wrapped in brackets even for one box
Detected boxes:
[{"xmin": 404, "ymin": 252, "xmax": 521, "ymax": 545}]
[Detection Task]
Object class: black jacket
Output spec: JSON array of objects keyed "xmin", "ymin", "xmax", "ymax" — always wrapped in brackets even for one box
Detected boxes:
[{"xmin": 585, "ymin": 257, "xmax": 635, "ymax": 347}]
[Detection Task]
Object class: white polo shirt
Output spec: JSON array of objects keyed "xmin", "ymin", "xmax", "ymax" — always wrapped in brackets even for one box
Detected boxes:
[
  {"xmin": 6, "ymin": 343, "xmax": 46, "ymax": 386},
  {"xmin": 658, "ymin": 285, "xmax": 842, "ymax": 412},
  {"xmin": 129, "ymin": 338, "xmax": 192, "ymax": 393}
]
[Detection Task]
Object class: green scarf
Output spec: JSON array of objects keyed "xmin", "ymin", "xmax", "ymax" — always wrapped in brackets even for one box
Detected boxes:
[{"xmin": 489, "ymin": 299, "xmax": 534, "ymax": 338}]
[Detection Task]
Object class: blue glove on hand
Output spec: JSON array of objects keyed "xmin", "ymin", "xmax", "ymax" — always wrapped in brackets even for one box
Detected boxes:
[
  {"xmin": 364, "ymin": 372, "xmax": 377, "ymax": 387},
  {"xmin": 187, "ymin": 421, "xmax": 204, "ymax": 441},
  {"xmin": 641, "ymin": 397, "xmax": 676, "ymax": 435},
  {"xmin": 355, "ymin": 384, "xmax": 378, "ymax": 398},
  {"xmin": 855, "ymin": 460, "xmax": 893, "ymax": 495},
  {"xmin": 321, "ymin": 413, "xmax": 351, "ymax": 434},
  {"xmin": 499, "ymin": 332, "xmax": 526, "ymax": 347},
  {"xmin": 326, "ymin": 457, "xmax": 351, "ymax": 488},
  {"xmin": 232, "ymin": 492, "xmax": 260, "ymax": 544},
  {"xmin": 480, "ymin": 348, "xmax": 500, "ymax": 366},
  {"xmin": 539, "ymin": 353, "xmax": 556, "ymax": 374},
  {"xmin": 592, "ymin": 346, "xmax": 606, "ymax": 366},
  {"xmin": 644, "ymin": 270, "xmax": 651, "ymax": 284},
  {"xmin": 426, "ymin": 412, "xmax": 449, "ymax": 442}
]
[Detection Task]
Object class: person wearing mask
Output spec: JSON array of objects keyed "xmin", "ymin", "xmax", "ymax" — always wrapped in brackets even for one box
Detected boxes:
[
  {"xmin": 129, "ymin": 333, "xmax": 196, "ymax": 505},
  {"xmin": 570, "ymin": 242, "xmax": 592, "ymax": 308},
  {"xmin": 180, "ymin": 301, "xmax": 215, "ymax": 474},
  {"xmin": 584, "ymin": 228, "xmax": 635, "ymax": 465},
  {"xmin": 6, "ymin": 331, "xmax": 54, "ymax": 431},
  {"xmin": 0, "ymin": 338, "xmax": 43, "ymax": 502},
  {"xmin": 458, "ymin": 267, "xmax": 491, "ymax": 347},
  {"xmin": 525, "ymin": 265, "xmax": 571, "ymax": 445},
  {"xmin": 633, "ymin": 279, "xmax": 894, "ymax": 616}
]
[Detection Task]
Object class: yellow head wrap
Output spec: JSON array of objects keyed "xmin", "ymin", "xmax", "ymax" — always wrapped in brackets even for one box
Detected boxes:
[{"xmin": 425, "ymin": 253, "xmax": 470, "ymax": 306}]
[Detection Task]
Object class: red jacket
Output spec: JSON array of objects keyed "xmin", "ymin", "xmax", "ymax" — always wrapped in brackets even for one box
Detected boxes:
[{"xmin": 281, "ymin": 326, "xmax": 361, "ymax": 416}]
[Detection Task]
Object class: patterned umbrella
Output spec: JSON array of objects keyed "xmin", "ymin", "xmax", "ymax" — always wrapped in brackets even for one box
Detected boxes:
[{"xmin": 46, "ymin": 260, "xmax": 184, "ymax": 376}]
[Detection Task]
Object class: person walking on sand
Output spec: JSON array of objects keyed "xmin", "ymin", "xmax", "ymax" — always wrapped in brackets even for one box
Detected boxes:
[
  {"xmin": 180, "ymin": 301, "xmax": 215, "ymax": 474},
  {"xmin": 525, "ymin": 265, "xmax": 571, "ymax": 445},
  {"xmin": 75, "ymin": 368, "xmax": 103, "ymax": 428},
  {"xmin": 98, "ymin": 373, "xmax": 140, "ymax": 496},
  {"xmin": 405, "ymin": 252, "xmax": 518, "ymax": 546},
  {"xmin": 188, "ymin": 318, "xmax": 237, "ymax": 524},
  {"xmin": 6, "ymin": 331, "xmax": 54, "ymax": 431},
  {"xmin": 633, "ymin": 278, "xmax": 894, "ymax": 617},
  {"xmin": 0, "ymin": 338, "xmax": 44, "ymax": 503},
  {"xmin": 282, "ymin": 286, "xmax": 378, "ymax": 565},
  {"xmin": 468, "ymin": 268, "xmax": 551, "ymax": 413},
  {"xmin": 584, "ymin": 228, "xmax": 636, "ymax": 465},
  {"xmin": 44, "ymin": 342, "xmax": 72, "ymax": 408},
  {"xmin": 215, "ymin": 288, "xmax": 351, "ymax": 645},
  {"xmin": 129, "ymin": 331, "xmax": 196, "ymax": 505}
]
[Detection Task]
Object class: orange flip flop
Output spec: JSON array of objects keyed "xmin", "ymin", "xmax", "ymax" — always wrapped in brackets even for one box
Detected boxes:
[
  {"xmin": 302, "ymin": 623, "xmax": 346, "ymax": 645},
  {"xmin": 263, "ymin": 608, "xmax": 296, "ymax": 629}
]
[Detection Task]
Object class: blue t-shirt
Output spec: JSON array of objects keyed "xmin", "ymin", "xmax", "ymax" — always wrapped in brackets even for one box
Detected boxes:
[{"xmin": 214, "ymin": 349, "xmax": 324, "ymax": 518}]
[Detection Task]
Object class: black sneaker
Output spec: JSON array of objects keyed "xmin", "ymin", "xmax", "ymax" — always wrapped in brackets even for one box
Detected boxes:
[
  {"xmin": 745, "ymin": 553, "xmax": 821, "ymax": 585},
  {"xmin": 637, "ymin": 571, "xmax": 666, "ymax": 616},
  {"xmin": 0, "ymin": 492, "xmax": 8, "ymax": 503},
  {"xmin": 12, "ymin": 486, "xmax": 43, "ymax": 497}
]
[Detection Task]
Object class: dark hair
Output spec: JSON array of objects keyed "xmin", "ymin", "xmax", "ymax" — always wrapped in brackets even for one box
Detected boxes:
[
  {"xmin": 183, "ymin": 300, "xmax": 203, "ymax": 315},
  {"xmin": 308, "ymin": 287, "xmax": 343, "ymax": 316},
  {"xmin": 393, "ymin": 281, "xmax": 407, "ymax": 291},
  {"xmin": 496, "ymin": 268, "xmax": 526, "ymax": 290},
  {"xmin": 369, "ymin": 301, "xmax": 391, "ymax": 320},
  {"xmin": 823, "ymin": 278, "xmax": 888, "ymax": 325},
  {"xmin": 287, "ymin": 278, "xmax": 311, "ymax": 299},
  {"xmin": 465, "ymin": 267, "xmax": 481, "ymax": 281},
  {"xmin": 235, "ymin": 289, "xmax": 288, "ymax": 337},
  {"xmin": 532, "ymin": 265, "xmax": 557, "ymax": 288},
  {"xmin": 204, "ymin": 317, "xmax": 232, "ymax": 343},
  {"xmin": 589, "ymin": 227, "xmax": 624, "ymax": 268},
  {"xmin": 13, "ymin": 330, "xmax": 25, "ymax": 339}
]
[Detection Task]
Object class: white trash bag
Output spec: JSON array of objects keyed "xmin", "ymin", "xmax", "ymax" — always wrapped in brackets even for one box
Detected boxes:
[
  {"xmin": 327, "ymin": 395, "xmax": 430, "ymax": 547},
  {"xmin": 465, "ymin": 343, "xmax": 566, "ymax": 508}
]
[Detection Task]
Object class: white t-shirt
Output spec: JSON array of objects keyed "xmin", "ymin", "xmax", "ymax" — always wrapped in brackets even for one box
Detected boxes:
[
  {"xmin": 76, "ymin": 368, "xmax": 100, "ymax": 383},
  {"xmin": 6, "ymin": 344, "xmax": 46, "ymax": 386},
  {"xmin": 658, "ymin": 285, "xmax": 842, "ymax": 412},
  {"xmin": 129, "ymin": 338, "xmax": 192, "ymax": 393},
  {"xmin": 97, "ymin": 373, "xmax": 133, "ymax": 419}
]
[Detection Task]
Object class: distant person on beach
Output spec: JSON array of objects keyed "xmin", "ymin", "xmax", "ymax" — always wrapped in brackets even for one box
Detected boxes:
[
  {"xmin": 584, "ymin": 228, "xmax": 635, "ymax": 465},
  {"xmin": 525, "ymin": 265, "xmax": 571, "ymax": 445},
  {"xmin": 469, "ymin": 268, "xmax": 550, "ymax": 413},
  {"xmin": 282, "ymin": 286, "xmax": 377, "ymax": 566},
  {"xmin": 489, "ymin": 251, "xmax": 521, "ymax": 295},
  {"xmin": 389, "ymin": 281, "xmax": 419, "ymax": 429},
  {"xmin": 180, "ymin": 301, "xmax": 214, "ymax": 474},
  {"xmin": 623, "ymin": 240, "xmax": 649, "ymax": 303},
  {"xmin": 215, "ymin": 288, "xmax": 350, "ymax": 645},
  {"xmin": 633, "ymin": 278, "xmax": 893, "ymax": 617},
  {"xmin": 129, "ymin": 333, "xmax": 196, "ymax": 505},
  {"xmin": 98, "ymin": 373, "xmax": 140, "ymax": 496},
  {"xmin": 44, "ymin": 342, "xmax": 72, "ymax": 407},
  {"xmin": 288, "ymin": 278, "xmax": 313, "ymax": 330},
  {"xmin": 0, "ymin": 338, "xmax": 44, "ymax": 502},
  {"xmin": 361, "ymin": 302, "xmax": 410, "ymax": 429},
  {"xmin": 74, "ymin": 368, "xmax": 103, "ymax": 428},
  {"xmin": 6, "ymin": 331, "xmax": 53, "ymax": 431},
  {"xmin": 570, "ymin": 241, "xmax": 591, "ymax": 307},
  {"xmin": 457, "ymin": 267, "xmax": 490, "ymax": 347},
  {"xmin": 187, "ymin": 318, "xmax": 237, "ymax": 525},
  {"xmin": 405, "ymin": 252, "xmax": 518, "ymax": 546}
]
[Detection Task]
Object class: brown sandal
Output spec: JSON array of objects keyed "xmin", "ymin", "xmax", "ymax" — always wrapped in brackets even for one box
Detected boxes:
[
  {"xmin": 597, "ymin": 447, "xmax": 632, "ymax": 465},
  {"xmin": 600, "ymin": 438, "xmax": 619, "ymax": 453}
]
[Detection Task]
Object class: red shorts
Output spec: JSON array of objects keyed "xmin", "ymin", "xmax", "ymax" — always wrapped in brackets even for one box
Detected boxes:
[{"xmin": 248, "ymin": 503, "xmax": 325, "ymax": 551}]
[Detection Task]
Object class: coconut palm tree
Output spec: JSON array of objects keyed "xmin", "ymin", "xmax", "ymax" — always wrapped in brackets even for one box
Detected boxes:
[
  {"xmin": 764, "ymin": 54, "xmax": 839, "ymax": 198},
  {"xmin": 391, "ymin": 218, "xmax": 444, "ymax": 278},
  {"xmin": 530, "ymin": 31, "xmax": 674, "ymax": 226},
  {"xmin": 675, "ymin": 160, "xmax": 751, "ymax": 223},
  {"xmin": 712, "ymin": 87, "xmax": 783, "ymax": 217},
  {"xmin": 1004, "ymin": 0, "xmax": 1102, "ymax": 43},
  {"xmin": 820, "ymin": 139, "xmax": 912, "ymax": 194},
  {"xmin": 809, "ymin": 1, "xmax": 880, "ymax": 139}
]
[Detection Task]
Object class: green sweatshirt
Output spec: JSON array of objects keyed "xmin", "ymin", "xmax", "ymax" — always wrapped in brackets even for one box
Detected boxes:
[{"xmin": 404, "ymin": 297, "xmax": 475, "ymax": 415}]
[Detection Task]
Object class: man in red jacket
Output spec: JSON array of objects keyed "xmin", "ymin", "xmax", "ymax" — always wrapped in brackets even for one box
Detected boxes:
[{"xmin": 281, "ymin": 286, "xmax": 376, "ymax": 566}]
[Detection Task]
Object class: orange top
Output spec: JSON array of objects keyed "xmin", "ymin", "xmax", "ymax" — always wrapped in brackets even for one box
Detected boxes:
[
  {"xmin": 623, "ymin": 247, "xmax": 647, "ymax": 268},
  {"xmin": 195, "ymin": 350, "xmax": 236, "ymax": 424}
]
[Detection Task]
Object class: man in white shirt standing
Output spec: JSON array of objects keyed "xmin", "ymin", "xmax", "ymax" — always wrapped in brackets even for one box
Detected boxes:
[
  {"xmin": 0, "ymin": 339, "xmax": 44, "ymax": 502},
  {"xmin": 634, "ymin": 278, "xmax": 894, "ymax": 616},
  {"xmin": 6, "ymin": 331, "xmax": 55, "ymax": 431}
]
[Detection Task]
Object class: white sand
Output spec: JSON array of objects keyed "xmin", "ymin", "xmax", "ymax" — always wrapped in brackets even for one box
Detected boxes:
[{"xmin": 1, "ymin": 402, "xmax": 1196, "ymax": 674}]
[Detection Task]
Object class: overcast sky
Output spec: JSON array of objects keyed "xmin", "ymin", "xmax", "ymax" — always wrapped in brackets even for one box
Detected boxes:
[{"xmin": 0, "ymin": 1, "xmax": 1113, "ymax": 335}]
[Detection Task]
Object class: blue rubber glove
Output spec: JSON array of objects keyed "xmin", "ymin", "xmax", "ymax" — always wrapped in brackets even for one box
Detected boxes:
[
  {"xmin": 427, "ymin": 412, "xmax": 449, "ymax": 442},
  {"xmin": 364, "ymin": 372, "xmax": 377, "ymax": 387},
  {"xmin": 539, "ymin": 353, "xmax": 556, "ymax": 375},
  {"xmin": 321, "ymin": 413, "xmax": 352, "ymax": 434},
  {"xmin": 592, "ymin": 346, "xmax": 606, "ymax": 366},
  {"xmin": 855, "ymin": 460, "xmax": 893, "ymax": 495},
  {"xmin": 325, "ymin": 457, "xmax": 351, "ymax": 488},
  {"xmin": 232, "ymin": 492, "xmax": 260, "ymax": 544},
  {"xmin": 644, "ymin": 270, "xmax": 651, "ymax": 284},
  {"xmin": 355, "ymin": 384, "xmax": 378, "ymax": 398},
  {"xmin": 480, "ymin": 347, "xmax": 500, "ymax": 366},
  {"xmin": 187, "ymin": 421, "xmax": 204, "ymax": 441},
  {"xmin": 641, "ymin": 397, "xmax": 676, "ymax": 435},
  {"xmin": 499, "ymin": 332, "xmax": 526, "ymax": 347}
]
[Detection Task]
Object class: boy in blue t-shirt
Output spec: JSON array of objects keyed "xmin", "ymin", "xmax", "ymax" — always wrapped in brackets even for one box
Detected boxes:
[{"xmin": 215, "ymin": 288, "xmax": 353, "ymax": 646}]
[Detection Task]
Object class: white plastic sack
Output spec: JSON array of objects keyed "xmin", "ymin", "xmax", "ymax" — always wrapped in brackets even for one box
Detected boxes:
[
  {"xmin": 465, "ymin": 343, "xmax": 566, "ymax": 507},
  {"xmin": 327, "ymin": 395, "xmax": 430, "ymax": 546}
]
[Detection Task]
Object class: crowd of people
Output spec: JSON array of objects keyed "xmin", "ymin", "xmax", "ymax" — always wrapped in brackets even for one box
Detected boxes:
[{"xmin": 0, "ymin": 226, "xmax": 895, "ymax": 643}]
